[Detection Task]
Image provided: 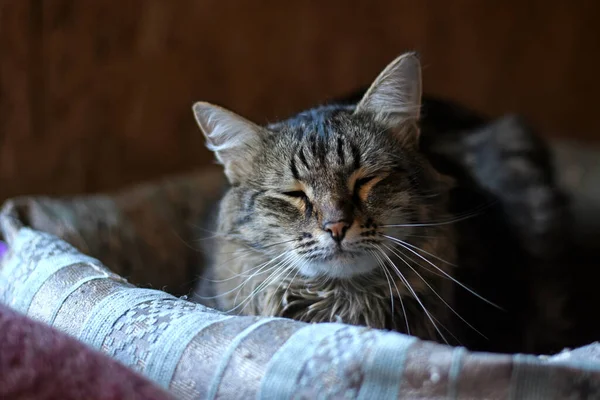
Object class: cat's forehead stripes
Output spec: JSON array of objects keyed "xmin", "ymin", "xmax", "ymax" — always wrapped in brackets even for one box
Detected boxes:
[
  {"xmin": 336, "ymin": 136, "xmax": 345, "ymax": 165},
  {"xmin": 297, "ymin": 147, "xmax": 309, "ymax": 169},
  {"xmin": 350, "ymin": 142, "xmax": 361, "ymax": 170},
  {"xmin": 282, "ymin": 106, "xmax": 365, "ymax": 184},
  {"xmin": 289, "ymin": 156, "xmax": 300, "ymax": 180}
]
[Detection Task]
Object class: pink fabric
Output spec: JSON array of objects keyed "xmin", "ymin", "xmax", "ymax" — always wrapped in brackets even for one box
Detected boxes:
[{"xmin": 0, "ymin": 304, "xmax": 173, "ymax": 400}]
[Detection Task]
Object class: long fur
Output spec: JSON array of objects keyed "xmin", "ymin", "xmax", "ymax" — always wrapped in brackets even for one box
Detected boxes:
[{"xmin": 194, "ymin": 54, "xmax": 571, "ymax": 353}]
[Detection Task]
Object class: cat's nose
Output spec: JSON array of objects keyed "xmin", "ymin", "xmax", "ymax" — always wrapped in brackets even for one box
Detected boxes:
[{"xmin": 323, "ymin": 220, "xmax": 350, "ymax": 244}]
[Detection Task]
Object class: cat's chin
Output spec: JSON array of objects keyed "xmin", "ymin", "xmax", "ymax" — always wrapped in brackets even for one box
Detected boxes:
[{"xmin": 297, "ymin": 252, "xmax": 378, "ymax": 279}]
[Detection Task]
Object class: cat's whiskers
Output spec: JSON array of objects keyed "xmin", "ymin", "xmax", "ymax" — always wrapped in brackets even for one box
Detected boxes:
[
  {"xmin": 373, "ymin": 244, "xmax": 448, "ymax": 344},
  {"xmin": 382, "ymin": 240, "xmax": 449, "ymax": 279},
  {"xmin": 228, "ymin": 262, "xmax": 291, "ymax": 314},
  {"xmin": 198, "ymin": 252, "xmax": 275, "ymax": 283},
  {"xmin": 198, "ymin": 251, "xmax": 292, "ymax": 300},
  {"xmin": 382, "ymin": 202, "xmax": 494, "ymax": 229},
  {"xmin": 380, "ymin": 213, "xmax": 475, "ymax": 228},
  {"xmin": 273, "ymin": 254, "xmax": 305, "ymax": 300},
  {"xmin": 381, "ymin": 234, "xmax": 502, "ymax": 310},
  {"xmin": 369, "ymin": 250, "xmax": 395, "ymax": 323},
  {"xmin": 382, "ymin": 234, "xmax": 456, "ymax": 266},
  {"xmin": 427, "ymin": 313, "xmax": 463, "ymax": 346},
  {"xmin": 191, "ymin": 233, "xmax": 225, "ymax": 242},
  {"xmin": 359, "ymin": 231, "xmax": 446, "ymax": 278},
  {"xmin": 244, "ymin": 256, "xmax": 301, "ymax": 313},
  {"xmin": 233, "ymin": 253, "xmax": 297, "ymax": 310},
  {"xmin": 184, "ymin": 246, "xmax": 272, "ymax": 292},
  {"xmin": 369, "ymin": 249, "xmax": 410, "ymax": 335},
  {"xmin": 230, "ymin": 253, "xmax": 300, "ymax": 314},
  {"xmin": 187, "ymin": 223, "xmax": 222, "ymax": 237},
  {"xmin": 198, "ymin": 238, "xmax": 300, "ymax": 284},
  {"xmin": 281, "ymin": 258, "xmax": 306, "ymax": 308},
  {"xmin": 404, "ymin": 233, "xmax": 438, "ymax": 239},
  {"xmin": 206, "ymin": 238, "xmax": 297, "ymax": 257},
  {"xmin": 381, "ymin": 242, "xmax": 486, "ymax": 340},
  {"xmin": 260, "ymin": 239, "xmax": 300, "ymax": 250}
]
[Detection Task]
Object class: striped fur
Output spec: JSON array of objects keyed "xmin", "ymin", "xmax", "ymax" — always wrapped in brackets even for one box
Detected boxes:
[{"xmin": 194, "ymin": 53, "xmax": 457, "ymax": 341}]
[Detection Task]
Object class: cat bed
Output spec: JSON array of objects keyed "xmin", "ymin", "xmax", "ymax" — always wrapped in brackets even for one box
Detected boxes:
[
  {"xmin": 1, "ymin": 140, "xmax": 600, "ymax": 399},
  {"xmin": 2, "ymin": 202, "xmax": 600, "ymax": 399}
]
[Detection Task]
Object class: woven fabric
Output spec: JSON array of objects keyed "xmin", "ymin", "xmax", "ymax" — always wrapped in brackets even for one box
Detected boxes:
[{"xmin": 1, "ymin": 215, "xmax": 600, "ymax": 399}]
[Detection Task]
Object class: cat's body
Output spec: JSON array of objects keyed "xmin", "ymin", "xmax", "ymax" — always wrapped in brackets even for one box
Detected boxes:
[{"xmin": 193, "ymin": 53, "xmax": 570, "ymax": 354}]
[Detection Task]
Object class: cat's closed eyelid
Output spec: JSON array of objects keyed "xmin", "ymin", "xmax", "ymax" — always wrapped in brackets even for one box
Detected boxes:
[
  {"xmin": 350, "ymin": 172, "xmax": 386, "ymax": 188},
  {"xmin": 280, "ymin": 187, "xmax": 313, "ymax": 206},
  {"xmin": 282, "ymin": 190, "xmax": 306, "ymax": 198},
  {"xmin": 354, "ymin": 176, "xmax": 376, "ymax": 189},
  {"xmin": 352, "ymin": 175, "xmax": 386, "ymax": 203},
  {"xmin": 279, "ymin": 189, "xmax": 313, "ymax": 218},
  {"xmin": 281, "ymin": 181, "xmax": 313, "ymax": 198}
]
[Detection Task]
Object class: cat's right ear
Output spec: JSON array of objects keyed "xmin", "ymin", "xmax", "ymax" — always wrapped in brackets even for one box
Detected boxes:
[{"xmin": 193, "ymin": 102, "xmax": 264, "ymax": 184}]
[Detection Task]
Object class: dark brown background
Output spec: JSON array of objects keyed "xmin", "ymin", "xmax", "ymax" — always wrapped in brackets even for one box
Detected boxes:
[{"xmin": 1, "ymin": 1, "xmax": 599, "ymax": 202}]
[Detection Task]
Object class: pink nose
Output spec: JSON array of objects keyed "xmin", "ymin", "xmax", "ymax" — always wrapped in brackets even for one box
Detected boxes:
[{"xmin": 323, "ymin": 221, "xmax": 350, "ymax": 244}]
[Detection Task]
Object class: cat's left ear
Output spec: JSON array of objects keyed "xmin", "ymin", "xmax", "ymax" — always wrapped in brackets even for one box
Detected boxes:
[
  {"xmin": 193, "ymin": 102, "xmax": 265, "ymax": 184},
  {"xmin": 355, "ymin": 52, "xmax": 422, "ymax": 144}
]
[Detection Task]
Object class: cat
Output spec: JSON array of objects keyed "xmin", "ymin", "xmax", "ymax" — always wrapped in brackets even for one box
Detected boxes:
[
  {"xmin": 192, "ymin": 53, "xmax": 570, "ymax": 353},
  {"xmin": 192, "ymin": 53, "xmax": 463, "ymax": 343}
]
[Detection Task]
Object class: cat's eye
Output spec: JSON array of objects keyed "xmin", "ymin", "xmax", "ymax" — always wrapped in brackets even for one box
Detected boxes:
[{"xmin": 282, "ymin": 190, "xmax": 307, "ymax": 199}]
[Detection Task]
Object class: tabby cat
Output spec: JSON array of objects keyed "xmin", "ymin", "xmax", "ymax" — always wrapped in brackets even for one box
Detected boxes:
[
  {"xmin": 192, "ymin": 53, "xmax": 569, "ymax": 352},
  {"xmin": 192, "ymin": 53, "xmax": 464, "ymax": 342}
]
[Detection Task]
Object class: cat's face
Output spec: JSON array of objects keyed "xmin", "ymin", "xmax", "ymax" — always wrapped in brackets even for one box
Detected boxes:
[{"xmin": 194, "ymin": 53, "xmax": 449, "ymax": 279}]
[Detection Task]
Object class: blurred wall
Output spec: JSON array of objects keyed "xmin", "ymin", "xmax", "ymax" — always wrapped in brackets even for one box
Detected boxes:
[{"xmin": 1, "ymin": 1, "xmax": 599, "ymax": 201}]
